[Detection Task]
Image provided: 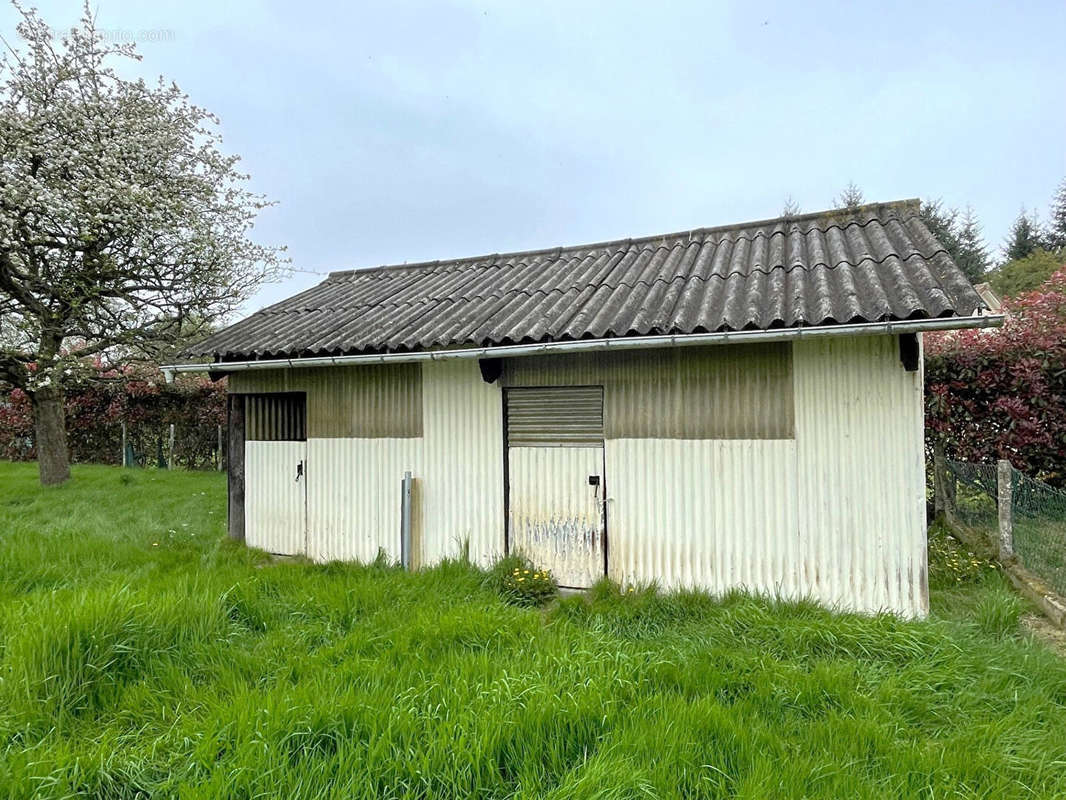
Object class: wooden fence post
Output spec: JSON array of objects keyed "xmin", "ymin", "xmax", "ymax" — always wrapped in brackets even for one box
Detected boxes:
[
  {"xmin": 933, "ymin": 441, "xmax": 948, "ymax": 518},
  {"xmin": 997, "ymin": 459, "xmax": 1014, "ymax": 560},
  {"xmin": 217, "ymin": 424, "xmax": 223, "ymax": 471},
  {"xmin": 227, "ymin": 396, "xmax": 245, "ymax": 542}
]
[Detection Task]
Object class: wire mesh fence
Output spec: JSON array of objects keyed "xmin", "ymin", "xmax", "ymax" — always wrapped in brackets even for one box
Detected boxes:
[
  {"xmin": 1012, "ymin": 470, "xmax": 1066, "ymax": 598},
  {"xmin": 944, "ymin": 459, "xmax": 1066, "ymax": 598},
  {"xmin": 944, "ymin": 460, "xmax": 998, "ymax": 539}
]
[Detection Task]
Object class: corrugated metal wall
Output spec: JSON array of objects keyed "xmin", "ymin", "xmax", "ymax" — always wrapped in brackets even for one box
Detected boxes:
[
  {"xmin": 230, "ymin": 364, "xmax": 422, "ymax": 437},
  {"xmin": 305, "ymin": 438, "xmax": 423, "ymax": 563},
  {"xmin": 503, "ymin": 344, "xmax": 793, "ymax": 438},
  {"xmin": 793, "ymin": 335, "xmax": 926, "ymax": 617},
  {"xmin": 606, "ymin": 439, "xmax": 799, "ymax": 594},
  {"xmin": 231, "ymin": 334, "xmax": 925, "ymax": 617},
  {"xmin": 235, "ymin": 360, "xmax": 506, "ymax": 568},
  {"xmin": 245, "ymin": 440, "xmax": 306, "ymax": 555},
  {"xmin": 602, "ymin": 335, "xmax": 924, "ymax": 616},
  {"xmin": 419, "ymin": 360, "xmax": 505, "ymax": 567}
]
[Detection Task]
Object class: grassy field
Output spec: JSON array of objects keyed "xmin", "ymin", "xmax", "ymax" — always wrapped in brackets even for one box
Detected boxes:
[{"xmin": 1, "ymin": 462, "xmax": 1065, "ymax": 799}]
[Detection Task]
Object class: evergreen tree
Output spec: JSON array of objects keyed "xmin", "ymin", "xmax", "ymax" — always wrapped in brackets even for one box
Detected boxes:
[
  {"xmin": 920, "ymin": 199, "xmax": 959, "ymax": 250},
  {"xmin": 833, "ymin": 182, "xmax": 864, "ymax": 209},
  {"xmin": 1002, "ymin": 209, "xmax": 1044, "ymax": 262},
  {"xmin": 954, "ymin": 206, "xmax": 990, "ymax": 284},
  {"xmin": 1047, "ymin": 177, "xmax": 1066, "ymax": 251},
  {"xmin": 919, "ymin": 200, "xmax": 988, "ymax": 284}
]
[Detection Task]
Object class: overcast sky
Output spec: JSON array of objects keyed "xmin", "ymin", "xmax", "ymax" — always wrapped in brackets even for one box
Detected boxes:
[{"xmin": 5, "ymin": 1, "xmax": 1065, "ymax": 314}]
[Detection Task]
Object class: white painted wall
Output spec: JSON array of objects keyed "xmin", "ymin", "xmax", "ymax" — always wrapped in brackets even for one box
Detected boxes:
[
  {"xmin": 419, "ymin": 359, "xmax": 505, "ymax": 567},
  {"xmin": 793, "ymin": 335, "xmax": 927, "ymax": 616},
  {"xmin": 237, "ymin": 334, "xmax": 926, "ymax": 617},
  {"xmin": 305, "ymin": 438, "xmax": 422, "ymax": 563},
  {"xmin": 605, "ymin": 439, "xmax": 800, "ymax": 596},
  {"xmin": 603, "ymin": 335, "xmax": 925, "ymax": 616}
]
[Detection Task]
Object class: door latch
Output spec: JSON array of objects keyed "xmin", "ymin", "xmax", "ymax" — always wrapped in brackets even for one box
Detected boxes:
[
  {"xmin": 295, "ymin": 460, "xmax": 304, "ymax": 481},
  {"xmin": 587, "ymin": 475, "xmax": 600, "ymax": 486}
]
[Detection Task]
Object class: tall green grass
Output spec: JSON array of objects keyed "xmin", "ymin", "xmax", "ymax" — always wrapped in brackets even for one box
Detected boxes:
[{"xmin": 1, "ymin": 462, "xmax": 1064, "ymax": 798}]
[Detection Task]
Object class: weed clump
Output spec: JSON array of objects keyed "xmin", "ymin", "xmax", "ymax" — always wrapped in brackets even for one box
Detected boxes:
[
  {"xmin": 928, "ymin": 520, "xmax": 997, "ymax": 588},
  {"xmin": 484, "ymin": 554, "xmax": 557, "ymax": 607}
]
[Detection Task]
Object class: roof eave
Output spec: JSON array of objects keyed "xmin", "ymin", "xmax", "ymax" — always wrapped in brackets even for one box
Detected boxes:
[{"xmin": 162, "ymin": 314, "xmax": 1003, "ymax": 381}]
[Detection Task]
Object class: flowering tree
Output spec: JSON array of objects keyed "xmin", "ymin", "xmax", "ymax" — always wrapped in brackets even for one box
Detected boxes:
[
  {"xmin": 926, "ymin": 264, "xmax": 1066, "ymax": 485},
  {"xmin": 0, "ymin": 4, "xmax": 286, "ymax": 484}
]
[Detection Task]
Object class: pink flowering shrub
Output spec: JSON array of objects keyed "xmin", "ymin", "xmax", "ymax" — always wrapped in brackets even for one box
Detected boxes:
[
  {"xmin": 0, "ymin": 362, "xmax": 226, "ymax": 469},
  {"xmin": 926, "ymin": 266, "xmax": 1066, "ymax": 485}
]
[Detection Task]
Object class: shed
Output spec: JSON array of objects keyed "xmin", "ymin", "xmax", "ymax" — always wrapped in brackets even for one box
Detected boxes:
[{"xmin": 169, "ymin": 200, "xmax": 999, "ymax": 617}]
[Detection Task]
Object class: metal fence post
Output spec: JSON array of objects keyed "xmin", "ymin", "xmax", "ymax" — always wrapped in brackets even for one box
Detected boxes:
[
  {"xmin": 997, "ymin": 459, "xmax": 1014, "ymax": 560},
  {"xmin": 167, "ymin": 423, "xmax": 176, "ymax": 470},
  {"xmin": 121, "ymin": 421, "xmax": 128, "ymax": 467},
  {"xmin": 217, "ymin": 424, "xmax": 223, "ymax": 471},
  {"xmin": 400, "ymin": 471, "xmax": 413, "ymax": 570}
]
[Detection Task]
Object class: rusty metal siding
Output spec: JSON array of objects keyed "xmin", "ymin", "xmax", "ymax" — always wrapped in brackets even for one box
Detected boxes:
[
  {"xmin": 229, "ymin": 364, "xmax": 422, "ymax": 437},
  {"xmin": 505, "ymin": 387, "xmax": 604, "ymax": 446},
  {"xmin": 419, "ymin": 360, "xmax": 505, "ymax": 567},
  {"xmin": 503, "ymin": 343, "xmax": 793, "ymax": 439}
]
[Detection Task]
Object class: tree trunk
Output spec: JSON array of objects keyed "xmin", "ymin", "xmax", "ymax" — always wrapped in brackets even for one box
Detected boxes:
[{"xmin": 32, "ymin": 386, "xmax": 71, "ymax": 486}]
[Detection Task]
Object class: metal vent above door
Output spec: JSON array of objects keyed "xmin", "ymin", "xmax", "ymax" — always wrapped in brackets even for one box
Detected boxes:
[
  {"xmin": 245, "ymin": 393, "xmax": 307, "ymax": 441},
  {"xmin": 505, "ymin": 386, "xmax": 604, "ymax": 447}
]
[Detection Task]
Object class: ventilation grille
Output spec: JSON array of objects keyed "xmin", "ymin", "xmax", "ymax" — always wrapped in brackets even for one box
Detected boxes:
[
  {"xmin": 506, "ymin": 386, "xmax": 604, "ymax": 447},
  {"xmin": 245, "ymin": 393, "xmax": 306, "ymax": 441}
]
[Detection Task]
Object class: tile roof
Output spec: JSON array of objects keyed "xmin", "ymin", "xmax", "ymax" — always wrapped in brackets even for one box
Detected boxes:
[{"xmin": 187, "ymin": 199, "xmax": 987, "ymax": 361}]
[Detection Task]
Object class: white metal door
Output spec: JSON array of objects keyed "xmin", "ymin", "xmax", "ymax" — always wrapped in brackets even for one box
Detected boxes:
[
  {"xmin": 245, "ymin": 441, "xmax": 307, "ymax": 555},
  {"xmin": 506, "ymin": 387, "xmax": 606, "ymax": 588},
  {"xmin": 242, "ymin": 392, "xmax": 308, "ymax": 557}
]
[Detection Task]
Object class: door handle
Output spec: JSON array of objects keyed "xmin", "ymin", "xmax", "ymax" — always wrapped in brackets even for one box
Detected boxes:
[{"xmin": 295, "ymin": 460, "xmax": 304, "ymax": 481}]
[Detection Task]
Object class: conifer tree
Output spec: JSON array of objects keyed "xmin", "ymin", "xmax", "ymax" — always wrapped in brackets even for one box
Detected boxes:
[
  {"xmin": 1046, "ymin": 177, "xmax": 1066, "ymax": 251},
  {"xmin": 954, "ymin": 206, "xmax": 989, "ymax": 284},
  {"xmin": 1002, "ymin": 210, "xmax": 1044, "ymax": 263}
]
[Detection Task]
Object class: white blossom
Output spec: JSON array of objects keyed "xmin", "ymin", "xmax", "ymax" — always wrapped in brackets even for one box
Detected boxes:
[{"xmin": 0, "ymin": 2, "xmax": 288, "ymax": 394}]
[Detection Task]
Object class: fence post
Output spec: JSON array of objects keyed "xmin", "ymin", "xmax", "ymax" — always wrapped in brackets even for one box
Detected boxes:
[
  {"xmin": 400, "ymin": 471, "xmax": 413, "ymax": 570},
  {"xmin": 933, "ymin": 441, "xmax": 948, "ymax": 519},
  {"xmin": 120, "ymin": 421, "xmax": 128, "ymax": 468},
  {"xmin": 217, "ymin": 425, "xmax": 223, "ymax": 471},
  {"xmin": 997, "ymin": 459, "xmax": 1014, "ymax": 560},
  {"xmin": 167, "ymin": 423, "xmax": 176, "ymax": 470}
]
